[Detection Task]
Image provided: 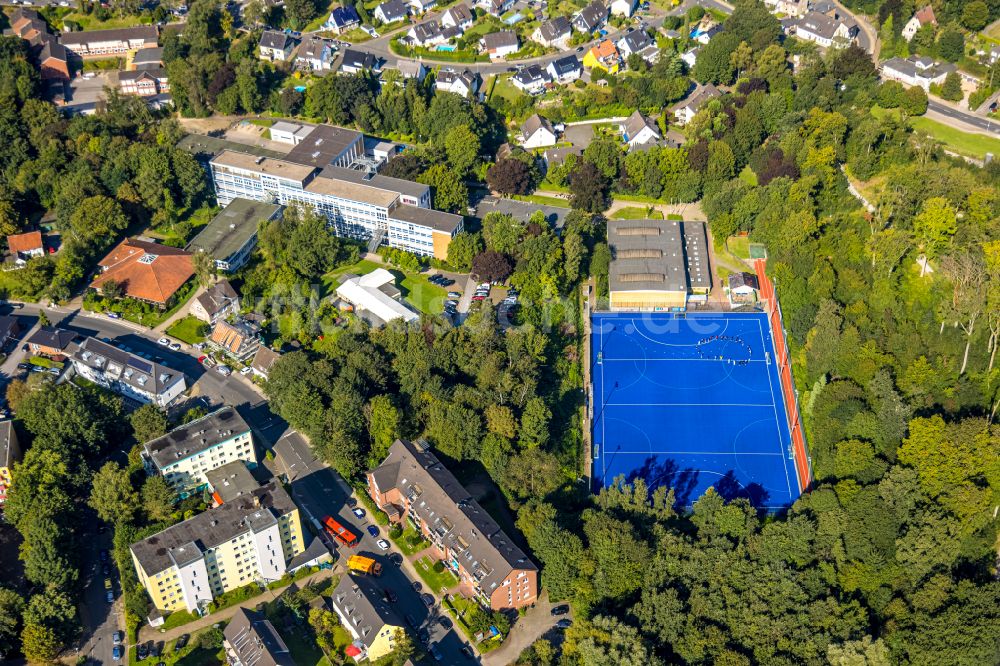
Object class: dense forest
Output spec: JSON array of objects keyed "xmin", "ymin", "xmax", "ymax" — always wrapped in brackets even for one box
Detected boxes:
[{"xmin": 261, "ymin": 6, "xmax": 1000, "ymax": 666}]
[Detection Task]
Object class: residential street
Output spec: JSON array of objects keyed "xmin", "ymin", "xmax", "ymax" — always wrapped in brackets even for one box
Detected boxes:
[{"xmin": 274, "ymin": 432, "xmax": 480, "ymax": 664}]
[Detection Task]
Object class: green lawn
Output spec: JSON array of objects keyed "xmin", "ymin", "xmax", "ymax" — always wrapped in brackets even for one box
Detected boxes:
[
  {"xmin": 281, "ymin": 627, "xmax": 331, "ymax": 666},
  {"xmin": 610, "ymin": 206, "xmax": 662, "ymax": 220},
  {"xmin": 414, "ymin": 556, "xmax": 459, "ymax": 593},
  {"xmin": 399, "ymin": 271, "xmax": 447, "ymax": 315},
  {"xmin": 909, "ymin": 116, "xmax": 1000, "ymax": 161},
  {"xmin": 167, "ymin": 316, "xmax": 209, "ymax": 344},
  {"xmin": 320, "ymin": 259, "xmax": 382, "ymax": 295},
  {"xmin": 511, "ymin": 193, "xmax": 570, "ymax": 207},
  {"xmin": 134, "ymin": 630, "xmax": 227, "ymax": 666},
  {"xmin": 391, "ymin": 526, "xmax": 431, "ymax": 555},
  {"xmin": 491, "ymin": 75, "xmax": 530, "ymax": 104},
  {"xmin": 727, "ymin": 235, "xmax": 751, "ymax": 260}
]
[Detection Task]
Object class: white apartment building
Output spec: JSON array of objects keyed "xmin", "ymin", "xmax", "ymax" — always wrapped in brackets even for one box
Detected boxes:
[
  {"xmin": 143, "ymin": 407, "xmax": 256, "ymax": 499},
  {"xmin": 130, "ymin": 481, "xmax": 305, "ymax": 614},
  {"xmin": 208, "ymin": 149, "xmax": 463, "ymax": 260},
  {"xmin": 71, "ymin": 337, "xmax": 186, "ymax": 407}
]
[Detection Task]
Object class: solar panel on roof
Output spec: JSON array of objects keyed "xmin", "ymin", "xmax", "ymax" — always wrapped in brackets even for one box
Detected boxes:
[{"xmin": 128, "ymin": 357, "xmax": 153, "ymax": 373}]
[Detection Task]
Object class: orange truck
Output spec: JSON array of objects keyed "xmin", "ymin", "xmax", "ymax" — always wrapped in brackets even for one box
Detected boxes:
[
  {"xmin": 347, "ymin": 555, "xmax": 382, "ymax": 576},
  {"xmin": 322, "ymin": 516, "xmax": 359, "ymax": 548}
]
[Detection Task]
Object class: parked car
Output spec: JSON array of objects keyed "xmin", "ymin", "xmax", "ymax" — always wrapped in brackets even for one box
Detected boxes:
[
  {"xmin": 366, "ymin": 525, "xmax": 379, "ymax": 537},
  {"xmin": 411, "ymin": 581, "xmax": 422, "ymax": 592},
  {"xmin": 216, "ymin": 365, "xmax": 232, "ymax": 376},
  {"xmin": 376, "ymin": 538, "xmax": 390, "ymax": 550},
  {"xmin": 47, "ymin": 367, "xmax": 60, "ymax": 375},
  {"xmin": 352, "ymin": 507, "xmax": 365, "ymax": 519},
  {"xmin": 137, "ymin": 642, "xmax": 149, "ymax": 660},
  {"xmin": 472, "ymin": 295, "xmax": 486, "ymax": 301},
  {"xmin": 104, "ymin": 577, "xmax": 112, "ymax": 591},
  {"xmin": 106, "ymin": 590, "xmax": 114, "ymax": 603},
  {"xmin": 151, "ymin": 641, "xmax": 162, "ymax": 657},
  {"xmin": 16, "ymin": 363, "xmax": 29, "ymax": 371},
  {"xmin": 429, "ymin": 642, "xmax": 444, "ymax": 662},
  {"xmin": 174, "ymin": 634, "xmax": 189, "ymax": 651},
  {"xmin": 448, "ymin": 291, "xmax": 461, "ymax": 298},
  {"xmin": 113, "ymin": 631, "xmax": 124, "ymax": 645},
  {"xmin": 421, "ymin": 593, "xmax": 435, "ymax": 607},
  {"xmin": 105, "ymin": 311, "xmax": 121, "ymax": 319},
  {"xmin": 389, "ymin": 552, "xmax": 403, "ymax": 566},
  {"xmin": 551, "ymin": 604, "xmax": 570, "ymax": 616},
  {"xmin": 438, "ymin": 616, "xmax": 452, "ymax": 629},
  {"xmin": 556, "ymin": 619, "xmax": 573, "ymax": 629},
  {"xmin": 157, "ymin": 337, "xmax": 169, "ymax": 346},
  {"xmin": 197, "ymin": 355, "xmax": 207, "ymax": 364},
  {"xmin": 112, "ymin": 645, "xmax": 123, "ymax": 661},
  {"xmin": 169, "ymin": 343, "xmax": 181, "ymax": 351}
]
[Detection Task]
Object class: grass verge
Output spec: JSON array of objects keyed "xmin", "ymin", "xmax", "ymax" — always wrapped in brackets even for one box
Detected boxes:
[
  {"xmin": 414, "ymin": 556, "xmax": 459, "ymax": 593},
  {"xmin": 391, "ymin": 526, "xmax": 431, "ymax": 555},
  {"xmin": 910, "ymin": 115, "xmax": 1000, "ymax": 160}
]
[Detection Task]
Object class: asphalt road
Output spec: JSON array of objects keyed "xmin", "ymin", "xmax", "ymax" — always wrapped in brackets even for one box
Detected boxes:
[
  {"xmin": 74, "ymin": 514, "xmax": 122, "ymax": 666},
  {"xmin": 927, "ymin": 99, "xmax": 1000, "ymax": 136},
  {"xmin": 276, "ymin": 433, "xmax": 478, "ymax": 664}
]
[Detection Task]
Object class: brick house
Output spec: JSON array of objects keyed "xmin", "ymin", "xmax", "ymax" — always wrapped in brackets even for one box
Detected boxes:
[{"xmin": 367, "ymin": 439, "xmax": 538, "ymax": 610}]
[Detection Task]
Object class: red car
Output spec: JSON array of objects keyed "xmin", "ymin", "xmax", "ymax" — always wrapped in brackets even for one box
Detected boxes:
[
  {"xmin": 197, "ymin": 355, "xmax": 207, "ymax": 364},
  {"xmin": 472, "ymin": 295, "xmax": 486, "ymax": 301}
]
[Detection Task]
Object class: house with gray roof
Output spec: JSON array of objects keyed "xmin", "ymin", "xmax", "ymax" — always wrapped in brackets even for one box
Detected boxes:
[
  {"xmin": 546, "ymin": 54, "xmax": 582, "ymax": 83},
  {"xmin": 620, "ymin": 110, "xmax": 661, "ymax": 149},
  {"xmin": 374, "ymin": 0, "xmax": 409, "ymax": 23},
  {"xmin": 532, "ymin": 16, "xmax": 572, "ymax": 48},
  {"xmin": 573, "ymin": 1, "xmax": 607, "ymax": 33},
  {"xmin": 330, "ymin": 574, "xmax": 405, "ymax": 662},
  {"xmin": 224, "ymin": 608, "xmax": 296, "ymax": 666},
  {"xmin": 259, "ymin": 30, "xmax": 295, "ymax": 61},
  {"xmin": 881, "ymin": 55, "xmax": 955, "ymax": 91},
  {"xmin": 791, "ymin": 10, "xmax": 858, "ymax": 47},
  {"xmin": 190, "ymin": 279, "xmax": 240, "ymax": 325}
]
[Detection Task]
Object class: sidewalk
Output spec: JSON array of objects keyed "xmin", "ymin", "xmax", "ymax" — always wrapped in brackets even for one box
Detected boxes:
[
  {"xmin": 137, "ymin": 569, "xmax": 334, "ymax": 643},
  {"xmin": 481, "ymin": 590, "xmax": 558, "ymax": 666}
]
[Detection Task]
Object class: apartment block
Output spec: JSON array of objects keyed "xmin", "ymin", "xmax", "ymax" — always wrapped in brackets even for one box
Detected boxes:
[
  {"xmin": 143, "ymin": 407, "xmax": 255, "ymax": 498},
  {"xmin": 71, "ymin": 337, "xmax": 186, "ymax": 407},
  {"xmin": 130, "ymin": 480, "xmax": 305, "ymax": 614},
  {"xmin": 367, "ymin": 439, "xmax": 538, "ymax": 610},
  {"xmin": 208, "ymin": 149, "xmax": 463, "ymax": 260}
]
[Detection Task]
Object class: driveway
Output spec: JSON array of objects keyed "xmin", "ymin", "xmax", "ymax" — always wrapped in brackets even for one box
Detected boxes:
[{"xmin": 482, "ymin": 592, "xmax": 561, "ymax": 666}]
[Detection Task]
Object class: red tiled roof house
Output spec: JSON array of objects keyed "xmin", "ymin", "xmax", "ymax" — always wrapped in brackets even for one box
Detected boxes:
[{"xmin": 90, "ymin": 238, "xmax": 195, "ymax": 307}]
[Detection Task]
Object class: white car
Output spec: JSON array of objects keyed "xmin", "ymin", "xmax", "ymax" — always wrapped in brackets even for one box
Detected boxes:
[
  {"xmin": 215, "ymin": 365, "xmax": 232, "ymax": 376},
  {"xmin": 376, "ymin": 539, "xmax": 390, "ymax": 550},
  {"xmin": 157, "ymin": 338, "xmax": 169, "ymax": 346},
  {"xmin": 240, "ymin": 366, "xmax": 253, "ymax": 376},
  {"xmin": 169, "ymin": 342, "xmax": 181, "ymax": 351},
  {"xmin": 352, "ymin": 507, "xmax": 365, "ymax": 519}
]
